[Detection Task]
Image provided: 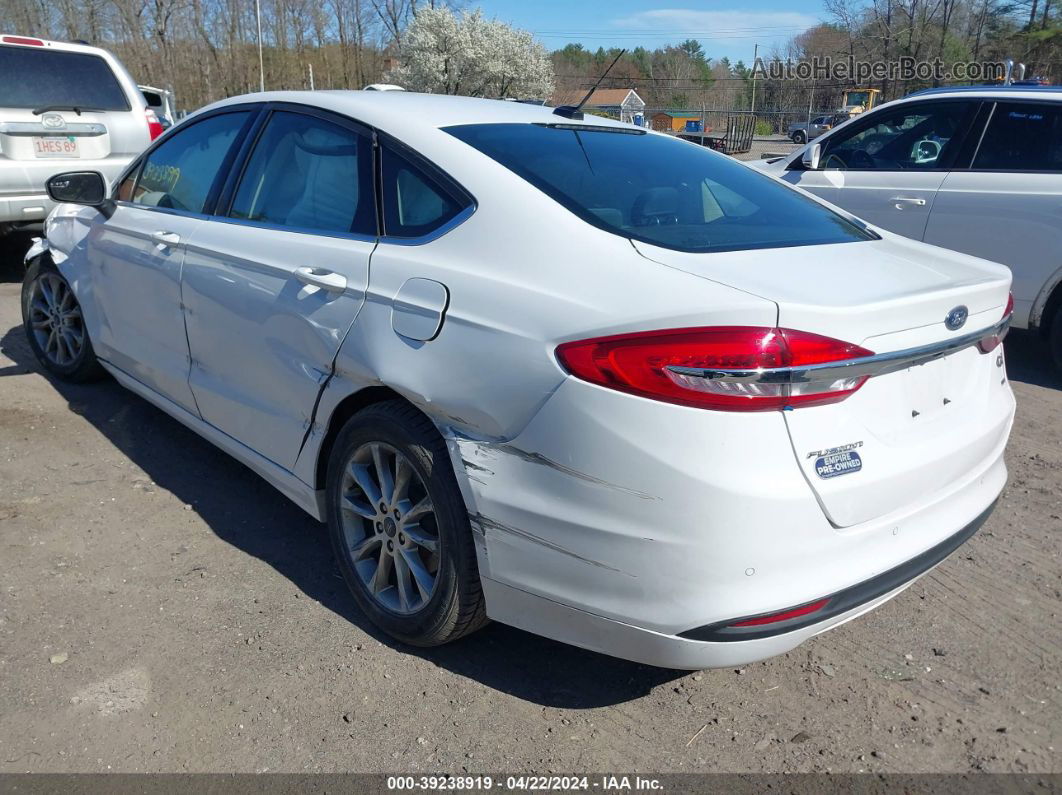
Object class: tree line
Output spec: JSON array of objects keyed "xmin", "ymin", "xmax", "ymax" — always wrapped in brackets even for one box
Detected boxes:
[{"xmin": 0, "ymin": 0, "xmax": 1057, "ymax": 114}]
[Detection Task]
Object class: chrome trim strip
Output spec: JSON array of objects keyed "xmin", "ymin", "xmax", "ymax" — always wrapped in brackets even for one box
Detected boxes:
[
  {"xmin": 0, "ymin": 122, "xmax": 106, "ymax": 137},
  {"xmin": 378, "ymin": 203, "xmax": 477, "ymax": 247},
  {"xmin": 667, "ymin": 315, "xmax": 1011, "ymax": 385},
  {"xmin": 206, "ymin": 213, "xmax": 379, "ymax": 244}
]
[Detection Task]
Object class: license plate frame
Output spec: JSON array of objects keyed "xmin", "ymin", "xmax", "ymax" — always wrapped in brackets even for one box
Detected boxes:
[{"xmin": 32, "ymin": 136, "xmax": 80, "ymax": 158}]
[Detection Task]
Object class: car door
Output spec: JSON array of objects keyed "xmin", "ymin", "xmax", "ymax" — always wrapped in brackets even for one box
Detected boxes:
[
  {"xmin": 88, "ymin": 108, "xmax": 255, "ymax": 413},
  {"xmin": 925, "ymin": 100, "xmax": 1062, "ymax": 329},
  {"xmin": 782, "ymin": 100, "xmax": 980, "ymax": 239},
  {"xmin": 180, "ymin": 106, "xmax": 376, "ymax": 469}
]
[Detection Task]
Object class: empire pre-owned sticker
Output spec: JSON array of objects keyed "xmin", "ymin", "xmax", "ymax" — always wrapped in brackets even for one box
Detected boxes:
[
  {"xmin": 814, "ymin": 450, "xmax": 863, "ymax": 479},
  {"xmin": 807, "ymin": 441, "xmax": 864, "ymax": 479}
]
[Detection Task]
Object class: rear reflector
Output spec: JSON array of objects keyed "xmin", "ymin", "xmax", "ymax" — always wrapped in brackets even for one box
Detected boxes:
[
  {"xmin": 556, "ymin": 327, "xmax": 874, "ymax": 411},
  {"xmin": 2, "ymin": 35, "xmax": 45, "ymax": 46},
  {"xmin": 729, "ymin": 598, "xmax": 831, "ymax": 627}
]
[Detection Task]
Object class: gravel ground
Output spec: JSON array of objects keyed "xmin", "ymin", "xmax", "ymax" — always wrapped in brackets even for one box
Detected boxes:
[
  {"xmin": 0, "ymin": 233, "xmax": 1059, "ymax": 774},
  {"xmin": 736, "ymin": 135, "xmax": 802, "ymax": 162}
]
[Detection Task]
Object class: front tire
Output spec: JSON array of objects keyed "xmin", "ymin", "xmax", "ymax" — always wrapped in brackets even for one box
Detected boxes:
[
  {"xmin": 21, "ymin": 257, "xmax": 105, "ymax": 383},
  {"xmin": 792, "ymin": 130, "xmax": 807, "ymax": 144},
  {"xmin": 326, "ymin": 400, "xmax": 487, "ymax": 646}
]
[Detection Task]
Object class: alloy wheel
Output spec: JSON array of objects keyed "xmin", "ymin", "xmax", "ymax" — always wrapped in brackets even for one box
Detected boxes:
[
  {"xmin": 338, "ymin": 442, "xmax": 441, "ymax": 615},
  {"xmin": 27, "ymin": 272, "xmax": 84, "ymax": 367}
]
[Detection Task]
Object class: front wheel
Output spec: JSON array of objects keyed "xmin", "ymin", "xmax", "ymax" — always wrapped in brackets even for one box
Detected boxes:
[
  {"xmin": 21, "ymin": 257, "xmax": 105, "ymax": 382},
  {"xmin": 326, "ymin": 400, "xmax": 487, "ymax": 646},
  {"xmin": 791, "ymin": 130, "xmax": 807, "ymax": 144}
]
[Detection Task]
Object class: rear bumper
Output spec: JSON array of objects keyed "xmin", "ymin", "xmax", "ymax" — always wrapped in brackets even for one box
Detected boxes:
[
  {"xmin": 0, "ymin": 190, "xmax": 51, "ymax": 226},
  {"xmin": 680, "ymin": 499, "xmax": 996, "ymax": 643},
  {"xmin": 450, "ymin": 374, "xmax": 1012, "ymax": 669},
  {"xmin": 483, "ymin": 501, "xmax": 995, "ymax": 670},
  {"xmin": 0, "ymin": 157, "xmax": 132, "ymax": 223}
]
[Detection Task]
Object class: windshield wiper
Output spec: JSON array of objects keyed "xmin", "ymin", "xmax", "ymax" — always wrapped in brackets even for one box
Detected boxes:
[{"xmin": 32, "ymin": 105, "xmax": 107, "ymax": 116}]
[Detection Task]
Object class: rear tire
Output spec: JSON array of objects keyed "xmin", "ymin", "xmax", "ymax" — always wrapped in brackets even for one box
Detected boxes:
[
  {"xmin": 1049, "ymin": 304, "xmax": 1062, "ymax": 371},
  {"xmin": 325, "ymin": 400, "xmax": 487, "ymax": 646},
  {"xmin": 792, "ymin": 130, "xmax": 807, "ymax": 145},
  {"xmin": 21, "ymin": 256, "xmax": 105, "ymax": 383}
]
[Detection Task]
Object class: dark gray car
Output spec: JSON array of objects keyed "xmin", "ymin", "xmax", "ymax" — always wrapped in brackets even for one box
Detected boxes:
[{"xmin": 788, "ymin": 115, "xmax": 834, "ymax": 144}]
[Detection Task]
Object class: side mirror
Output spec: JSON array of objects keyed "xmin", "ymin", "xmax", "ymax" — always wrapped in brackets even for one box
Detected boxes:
[
  {"xmin": 801, "ymin": 142, "xmax": 822, "ymax": 170},
  {"xmin": 46, "ymin": 171, "xmax": 107, "ymax": 206}
]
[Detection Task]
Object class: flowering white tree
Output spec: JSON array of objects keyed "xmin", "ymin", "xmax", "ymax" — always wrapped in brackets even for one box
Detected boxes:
[{"xmin": 386, "ymin": 7, "xmax": 554, "ymax": 99}]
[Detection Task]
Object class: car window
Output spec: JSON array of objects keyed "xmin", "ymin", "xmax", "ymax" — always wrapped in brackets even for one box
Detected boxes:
[
  {"xmin": 0, "ymin": 45, "xmax": 129, "ymax": 111},
  {"xmin": 229, "ymin": 111, "xmax": 375, "ymax": 236},
  {"xmin": 973, "ymin": 102, "xmax": 1062, "ymax": 172},
  {"xmin": 446, "ymin": 123, "xmax": 874, "ymax": 254},
  {"xmin": 380, "ymin": 145, "xmax": 467, "ymax": 238},
  {"xmin": 131, "ymin": 111, "xmax": 250, "ymax": 213},
  {"xmin": 820, "ymin": 102, "xmax": 977, "ymax": 171}
]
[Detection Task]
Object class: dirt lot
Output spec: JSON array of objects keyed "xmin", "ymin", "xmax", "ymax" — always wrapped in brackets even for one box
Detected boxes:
[{"xmin": 0, "ymin": 232, "xmax": 1058, "ymax": 775}]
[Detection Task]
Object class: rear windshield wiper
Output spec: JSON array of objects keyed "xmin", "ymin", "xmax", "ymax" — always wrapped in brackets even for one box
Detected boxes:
[{"xmin": 32, "ymin": 105, "xmax": 107, "ymax": 116}]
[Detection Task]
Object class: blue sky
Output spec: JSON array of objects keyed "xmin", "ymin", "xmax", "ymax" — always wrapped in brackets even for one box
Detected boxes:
[{"xmin": 479, "ymin": 1, "xmax": 829, "ymax": 65}]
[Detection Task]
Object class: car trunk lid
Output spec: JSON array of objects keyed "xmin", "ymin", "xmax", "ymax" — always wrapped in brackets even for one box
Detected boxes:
[{"xmin": 633, "ymin": 234, "xmax": 1014, "ymax": 527}]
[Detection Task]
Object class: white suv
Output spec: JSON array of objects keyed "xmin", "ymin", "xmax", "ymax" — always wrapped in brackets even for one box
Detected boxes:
[
  {"xmin": 0, "ymin": 34, "xmax": 159, "ymax": 235},
  {"xmin": 751, "ymin": 86, "xmax": 1062, "ymax": 367}
]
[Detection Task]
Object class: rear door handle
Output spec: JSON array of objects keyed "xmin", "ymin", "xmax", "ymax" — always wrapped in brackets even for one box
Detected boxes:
[
  {"xmin": 151, "ymin": 230, "xmax": 181, "ymax": 248},
  {"xmin": 294, "ymin": 266, "xmax": 347, "ymax": 293},
  {"xmin": 889, "ymin": 196, "xmax": 927, "ymax": 209}
]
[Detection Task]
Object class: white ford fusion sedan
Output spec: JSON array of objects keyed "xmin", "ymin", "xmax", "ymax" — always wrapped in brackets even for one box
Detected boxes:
[{"xmin": 23, "ymin": 91, "xmax": 1015, "ymax": 669}]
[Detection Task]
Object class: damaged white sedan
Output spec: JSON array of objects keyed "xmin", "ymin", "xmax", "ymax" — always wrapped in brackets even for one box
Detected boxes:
[{"xmin": 24, "ymin": 91, "xmax": 1015, "ymax": 669}]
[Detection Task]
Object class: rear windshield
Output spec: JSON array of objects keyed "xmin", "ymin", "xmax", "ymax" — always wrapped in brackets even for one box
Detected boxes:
[
  {"xmin": 0, "ymin": 45, "xmax": 130, "ymax": 111},
  {"xmin": 445, "ymin": 122, "xmax": 875, "ymax": 253}
]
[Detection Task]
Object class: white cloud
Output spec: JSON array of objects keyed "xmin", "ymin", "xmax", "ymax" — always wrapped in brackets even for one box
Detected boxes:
[{"xmin": 611, "ymin": 9, "xmax": 820, "ymax": 39}]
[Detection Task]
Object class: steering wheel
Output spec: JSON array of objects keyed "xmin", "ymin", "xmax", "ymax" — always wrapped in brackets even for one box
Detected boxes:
[
  {"xmin": 635, "ymin": 211, "xmax": 679, "ymax": 227},
  {"xmin": 823, "ymin": 152, "xmax": 847, "ymax": 170}
]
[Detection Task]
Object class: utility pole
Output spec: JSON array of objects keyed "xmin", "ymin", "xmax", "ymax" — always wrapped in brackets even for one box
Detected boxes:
[
  {"xmin": 750, "ymin": 43, "xmax": 760, "ymax": 114},
  {"xmin": 308, "ymin": 63, "xmax": 315, "ymax": 90},
  {"xmin": 256, "ymin": 0, "xmax": 265, "ymax": 92}
]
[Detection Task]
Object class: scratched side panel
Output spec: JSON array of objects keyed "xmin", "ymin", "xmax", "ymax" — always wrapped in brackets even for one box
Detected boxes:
[
  {"xmin": 182, "ymin": 223, "xmax": 373, "ymax": 470},
  {"xmin": 291, "ymin": 174, "xmax": 783, "ymax": 615},
  {"xmin": 293, "ymin": 185, "xmax": 778, "ymax": 488}
]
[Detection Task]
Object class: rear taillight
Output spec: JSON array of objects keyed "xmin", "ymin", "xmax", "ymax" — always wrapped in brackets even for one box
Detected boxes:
[
  {"xmin": 145, "ymin": 108, "xmax": 164, "ymax": 141},
  {"xmin": 978, "ymin": 292, "xmax": 1013, "ymax": 353},
  {"xmin": 729, "ymin": 598, "xmax": 831, "ymax": 628},
  {"xmin": 2, "ymin": 35, "xmax": 44, "ymax": 46},
  {"xmin": 556, "ymin": 327, "xmax": 874, "ymax": 412}
]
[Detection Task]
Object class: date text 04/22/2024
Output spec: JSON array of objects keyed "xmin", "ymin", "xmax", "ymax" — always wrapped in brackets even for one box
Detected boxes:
[{"xmin": 385, "ymin": 775, "xmax": 664, "ymax": 791}]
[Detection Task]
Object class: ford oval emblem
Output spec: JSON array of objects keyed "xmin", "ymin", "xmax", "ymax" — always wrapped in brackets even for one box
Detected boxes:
[
  {"xmin": 41, "ymin": 113, "xmax": 66, "ymax": 130},
  {"xmin": 945, "ymin": 305, "xmax": 968, "ymax": 331}
]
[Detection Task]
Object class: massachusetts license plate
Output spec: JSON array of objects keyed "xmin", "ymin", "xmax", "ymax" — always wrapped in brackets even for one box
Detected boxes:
[{"xmin": 33, "ymin": 136, "xmax": 79, "ymax": 158}]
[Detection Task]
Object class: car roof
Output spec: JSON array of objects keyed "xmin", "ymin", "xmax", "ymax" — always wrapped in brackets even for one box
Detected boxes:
[
  {"xmin": 905, "ymin": 85, "xmax": 1062, "ymax": 100},
  {"xmin": 201, "ymin": 90, "xmax": 638, "ymax": 133}
]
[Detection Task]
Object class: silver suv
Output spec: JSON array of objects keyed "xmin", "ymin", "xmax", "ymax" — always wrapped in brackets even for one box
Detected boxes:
[{"xmin": 0, "ymin": 34, "xmax": 158, "ymax": 235}]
